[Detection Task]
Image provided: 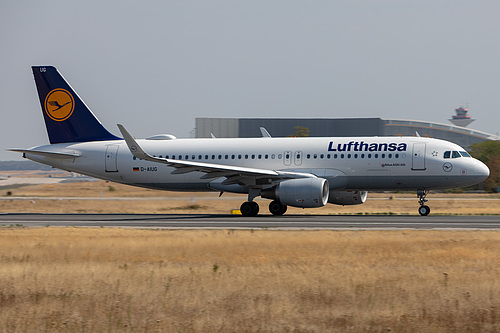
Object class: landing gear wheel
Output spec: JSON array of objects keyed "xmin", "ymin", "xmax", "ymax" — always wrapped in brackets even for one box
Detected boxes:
[
  {"xmin": 418, "ymin": 205, "xmax": 430, "ymax": 216},
  {"xmin": 417, "ymin": 189, "xmax": 430, "ymax": 216},
  {"xmin": 269, "ymin": 200, "xmax": 287, "ymax": 216},
  {"xmin": 240, "ymin": 201, "xmax": 259, "ymax": 217}
]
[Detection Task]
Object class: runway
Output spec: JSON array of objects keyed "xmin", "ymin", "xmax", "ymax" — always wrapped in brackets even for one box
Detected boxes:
[{"xmin": 0, "ymin": 213, "xmax": 499, "ymax": 229}]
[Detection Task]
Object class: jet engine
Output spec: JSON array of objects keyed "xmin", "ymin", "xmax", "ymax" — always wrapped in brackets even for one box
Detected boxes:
[
  {"xmin": 328, "ymin": 190, "xmax": 368, "ymax": 205},
  {"xmin": 261, "ymin": 178, "xmax": 329, "ymax": 208}
]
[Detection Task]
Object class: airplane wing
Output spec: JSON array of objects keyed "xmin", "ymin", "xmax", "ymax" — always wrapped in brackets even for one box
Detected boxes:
[{"xmin": 117, "ymin": 124, "xmax": 315, "ymax": 186}]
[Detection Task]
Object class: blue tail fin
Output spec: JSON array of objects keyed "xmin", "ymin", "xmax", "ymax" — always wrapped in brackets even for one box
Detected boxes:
[{"xmin": 32, "ymin": 66, "xmax": 120, "ymax": 144}]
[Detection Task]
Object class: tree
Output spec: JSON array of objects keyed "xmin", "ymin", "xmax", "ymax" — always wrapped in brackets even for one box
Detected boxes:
[
  {"xmin": 468, "ymin": 140, "xmax": 500, "ymax": 192},
  {"xmin": 288, "ymin": 126, "xmax": 310, "ymax": 137}
]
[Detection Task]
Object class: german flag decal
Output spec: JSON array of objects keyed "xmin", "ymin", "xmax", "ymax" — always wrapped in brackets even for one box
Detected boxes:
[{"xmin": 133, "ymin": 167, "xmax": 140, "ymax": 172}]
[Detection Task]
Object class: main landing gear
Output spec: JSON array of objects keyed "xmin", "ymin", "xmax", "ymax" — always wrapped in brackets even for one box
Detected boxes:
[
  {"xmin": 240, "ymin": 201, "xmax": 259, "ymax": 217},
  {"xmin": 417, "ymin": 189, "xmax": 430, "ymax": 216},
  {"xmin": 268, "ymin": 200, "xmax": 287, "ymax": 216},
  {"xmin": 239, "ymin": 200, "xmax": 288, "ymax": 217}
]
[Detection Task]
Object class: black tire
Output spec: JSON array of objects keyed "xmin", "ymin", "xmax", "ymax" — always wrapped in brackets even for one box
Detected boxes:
[
  {"xmin": 240, "ymin": 201, "xmax": 259, "ymax": 217},
  {"xmin": 269, "ymin": 200, "xmax": 287, "ymax": 216},
  {"xmin": 418, "ymin": 205, "xmax": 430, "ymax": 216}
]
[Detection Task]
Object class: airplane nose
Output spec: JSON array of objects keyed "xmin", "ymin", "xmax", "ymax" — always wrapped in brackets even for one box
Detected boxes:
[{"xmin": 473, "ymin": 159, "xmax": 490, "ymax": 182}]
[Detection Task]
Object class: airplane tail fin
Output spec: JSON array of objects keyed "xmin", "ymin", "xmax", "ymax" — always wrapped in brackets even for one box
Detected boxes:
[{"xmin": 32, "ymin": 66, "xmax": 120, "ymax": 144}]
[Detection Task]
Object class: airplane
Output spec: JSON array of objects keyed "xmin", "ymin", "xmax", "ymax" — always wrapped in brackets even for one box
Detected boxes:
[{"xmin": 10, "ymin": 66, "xmax": 490, "ymax": 216}]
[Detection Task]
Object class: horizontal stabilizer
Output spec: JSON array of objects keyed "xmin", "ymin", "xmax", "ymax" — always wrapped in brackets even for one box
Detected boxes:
[{"xmin": 9, "ymin": 149, "xmax": 81, "ymax": 158}]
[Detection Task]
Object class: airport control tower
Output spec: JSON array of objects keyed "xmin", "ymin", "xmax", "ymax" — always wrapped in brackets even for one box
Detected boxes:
[{"xmin": 449, "ymin": 106, "xmax": 475, "ymax": 127}]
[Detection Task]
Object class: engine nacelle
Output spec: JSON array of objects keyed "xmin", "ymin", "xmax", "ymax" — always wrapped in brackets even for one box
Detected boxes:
[
  {"xmin": 328, "ymin": 190, "xmax": 368, "ymax": 205},
  {"xmin": 262, "ymin": 178, "xmax": 329, "ymax": 208}
]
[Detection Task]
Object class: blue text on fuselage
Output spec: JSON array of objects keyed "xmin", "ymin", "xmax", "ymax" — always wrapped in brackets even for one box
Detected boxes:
[{"xmin": 328, "ymin": 141, "xmax": 408, "ymax": 152}]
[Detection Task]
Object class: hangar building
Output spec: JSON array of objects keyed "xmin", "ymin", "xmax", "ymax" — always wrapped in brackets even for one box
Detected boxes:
[{"xmin": 195, "ymin": 118, "xmax": 497, "ymax": 148}]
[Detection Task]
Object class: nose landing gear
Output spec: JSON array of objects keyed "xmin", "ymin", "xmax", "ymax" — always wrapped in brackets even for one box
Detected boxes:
[{"xmin": 417, "ymin": 189, "xmax": 430, "ymax": 216}]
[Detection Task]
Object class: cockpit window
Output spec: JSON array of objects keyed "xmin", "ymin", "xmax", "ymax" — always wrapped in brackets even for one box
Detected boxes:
[
  {"xmin": 444, "ymin": 150, "xmax": 469, "ymax": 159},
  {"xmin": 460, "ymin": 151, "xmax": 471, "ymax": 157}
]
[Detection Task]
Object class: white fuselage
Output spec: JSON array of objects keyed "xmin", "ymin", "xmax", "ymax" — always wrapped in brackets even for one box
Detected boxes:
[{"xmin": 24, "ymin": 136, "xmax": 489, "ymax": 193}]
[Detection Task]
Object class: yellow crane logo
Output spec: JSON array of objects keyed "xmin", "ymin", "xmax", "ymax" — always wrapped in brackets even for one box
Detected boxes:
[{"xmin": 44, "ymin": 88, "xmax": 75, "ymax": 121}]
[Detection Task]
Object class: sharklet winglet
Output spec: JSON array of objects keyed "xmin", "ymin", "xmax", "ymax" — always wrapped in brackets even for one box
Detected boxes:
[{"xmin": 117, "ymin": 124, "xmax": 151, "ymax": 161}]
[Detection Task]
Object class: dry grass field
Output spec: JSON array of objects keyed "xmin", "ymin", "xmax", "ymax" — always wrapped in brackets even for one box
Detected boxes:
[
  {"xmin": 1, "ymin": 228, "xmax": 500, "ymax": 332},
  {"xmin": 1, "ymin": 179, "xmax": 499, "ymax": 215}
]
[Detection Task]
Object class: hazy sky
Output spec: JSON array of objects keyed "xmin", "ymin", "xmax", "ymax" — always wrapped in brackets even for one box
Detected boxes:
[{"xmin": 1, "ymin": 0, "xmax": 499, "ymax": 160}]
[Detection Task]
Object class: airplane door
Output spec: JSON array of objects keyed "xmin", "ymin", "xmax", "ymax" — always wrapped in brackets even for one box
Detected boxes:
[
  {"xmin": 105, "ymin": 145, "xmax": 119, "ymax": 172},
  {"xmin": 283, "ymin": 151, "xmax": 292, "ymax": 166},
  {"xmin": 412, "ymin": 143, "xmax": 426, "ymax": 170},
  {"xmin": 294, "ymin": 151, "xmax": 302, "ymax": 166}
]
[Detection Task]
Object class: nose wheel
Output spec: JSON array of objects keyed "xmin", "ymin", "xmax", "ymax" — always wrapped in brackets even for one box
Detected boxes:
[
  {"xmin": 417, "ymin": 189, "xmax": 430, "ymax": 216},
  {"xmin": 418, "ymin": 205, "xmax": 430, "ymax": 216}
]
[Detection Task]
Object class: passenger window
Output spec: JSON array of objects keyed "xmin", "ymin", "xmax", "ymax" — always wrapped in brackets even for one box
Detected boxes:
[
  {"xmin": 443, "ymin": 151, "xmax": 451, "ymax": 159},
  {"xmin": 245, "ymin": 155, "xmax": 249, "ymax": 159},
  {"xmin": 258, "ymin": 154, "xmax": 262, "ymax": 159},
  {"xmin": 307, "ymin": 154, "xmax": 311, "ymax": 159},
  {"xmin": 212, "ymin": 155, "xmax": 216, "ymax": 159},
  {"xmin": 192, "ymin": 155, "xmax": 195, "ymax": 159},
  {"xmin": 334, "ymin": 154, "xmax": 338, "ymax": 159},
  {"xmin": 218, "ymin": 155, "xmax": 222, "ymax": 159},
  {"xmin": 271, "ymin": 154, "xmax": 275, "ymax": 159},
  {"xmin": 278, "ymin": 154, "xmax": 282, "ymax": 159},
  {"xmin": 185, "ymin": 155, "xmax": 189, "ymax": 160},
  {"xmin": 232, "ymin": 155, "xmax": 235, "ymax": 159},
  {"xmin": 320, "ymin": 154, "xmax": 324, "ymax": 159},
  {"xmin": 225, "ymin": 155, "xmax": 228, "ymax": 159},
  {"xmin": 341, "ymin": 154, "xmax": 344, "ymax": 159},
  {"xmin": 251, "ymin": 155, "xmax": 255, "ymax": 159},
  {"xmin": 178, "ymin": 155, "xmax": 182, "ymax": 160},
  {"xmin": 460, "ymin": 151, "xmax": 471, "ymax": 157},
  {"xmin": 327, "ymin": 154, "xmax": 331, "ymax": 159},
  {"xmin": 347, "ymin": 154, "xmax": 351, "ymax": 158},
  {"xmin": 452, "ymin": 151, "xmax": 461, "ymax": 158},
  {"xmin": 314, "ymin": 154, "xmax": 317, "ymax": 159},
  {"xmin": 375, "ymin": 154, "xmax": 378, "ymax": 158},
  {"xmin": 368, "ymin": 154, "xmax": 372, "ymax": 158},
  {"xmin": 381, "ymin": 154, "xmax": 385, "ymax": 158},
  {"xmin": 395, "ymin": 153, "xmax": 399, "ymax": 158},
  {"xmin": 354, "ymin": 154, "xmax": 358, "ymax": 158},
  {"xmin": 388, "ymin": 154, "xmax": 392, "ymax": 158},
  {"xmin": 238, "ymin": 155, "xmax": 242, "ymax": 159},
  {"xmin": 361, "ymin": 154, "xmax": 365, "ymax": 158},
  {"xmin": 265, "ymin": 154, "xmax": 269, "ymax": 159}
]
